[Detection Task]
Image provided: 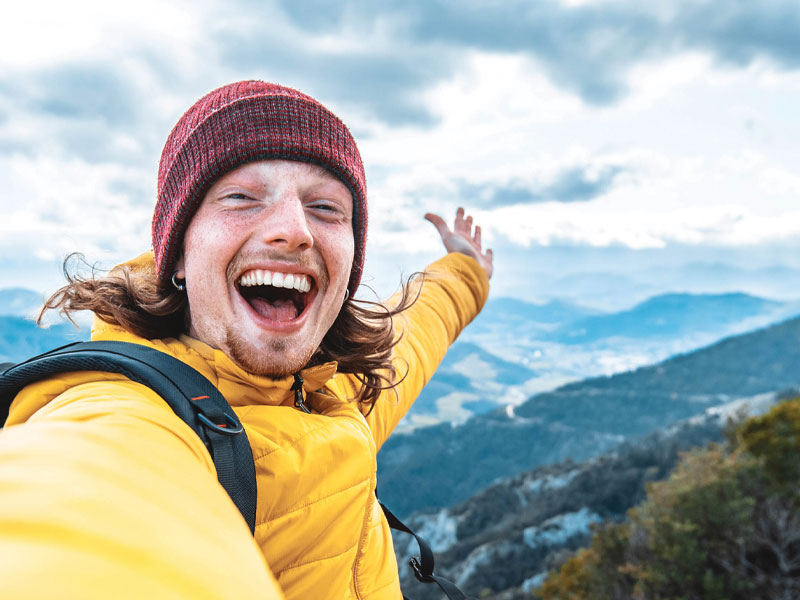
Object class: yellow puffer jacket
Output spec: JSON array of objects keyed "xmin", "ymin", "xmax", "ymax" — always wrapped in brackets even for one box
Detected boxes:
[{"xmin": 0, "ymin": 252, "xmax": 489, "ymax": 599}]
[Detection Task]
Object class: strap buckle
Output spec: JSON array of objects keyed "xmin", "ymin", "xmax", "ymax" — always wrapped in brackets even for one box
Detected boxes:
[
  {"xmin": 197, "ymin": 412, "xmax": 244, "ymax": 436},
  {"xmin": 409, "ymin": 556, "xmax": 434, "ymax": 584}
]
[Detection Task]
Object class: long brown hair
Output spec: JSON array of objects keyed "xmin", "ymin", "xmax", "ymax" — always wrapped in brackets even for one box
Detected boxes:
[{"xmin": 39, "ymin": 253, "xmax": 420, "ymax": 409}]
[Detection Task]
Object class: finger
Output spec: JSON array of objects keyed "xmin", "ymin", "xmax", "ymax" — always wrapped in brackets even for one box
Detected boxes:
[
  {"xmin": 474, "ymin": 225, "xmax": 482, "ymax": 247},
  {"xmin": 485, "ymin": 248, "xmax": 493, "ymax": 263},
  {"xmin": 454, "ymin": 207, "xmax": 468, "ymax": 234},
  {"xmin": 425, "ymin": 212, "xmax": 451, "ymax": 238}
]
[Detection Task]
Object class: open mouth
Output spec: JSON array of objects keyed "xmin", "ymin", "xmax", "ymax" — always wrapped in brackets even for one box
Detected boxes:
[{"xmin": 237, "ymin": 269, "xmax": 313, "ymax": 322}]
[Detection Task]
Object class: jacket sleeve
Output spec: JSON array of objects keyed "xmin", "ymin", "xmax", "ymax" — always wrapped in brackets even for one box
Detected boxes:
[
  {"xmin": 361, "ymin": 252, "xmax": 490, "ymax": 451},
  {"xmin": 0, "ymin": 380, "xmax": 285, "ymax": 600}
]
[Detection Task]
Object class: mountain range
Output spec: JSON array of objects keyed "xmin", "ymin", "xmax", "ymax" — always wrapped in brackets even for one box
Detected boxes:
[
  {"xmin": 378, "ymin": 314, "xmax": 800, "ymax": 516},
  {"xmin": 532, "ymin": 262, "xmax": 800, "ymax": 311},
  {"xmin": 0, "ymin": 288, "xmax": 44, "ymax": 319},
  {"xmin": 0, "ymin": 315, "xmax": 86, "ymax": 363},
  {"xmin": 399, "ymin": 291, "xmax": 795, "ymax": 429},
  {"xmin": 543, "ymin": 292, "xmax": 782, "ymax": 344}
]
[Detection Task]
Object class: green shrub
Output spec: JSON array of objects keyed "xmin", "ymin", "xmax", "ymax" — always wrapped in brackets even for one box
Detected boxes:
[{"xmin": 536, "ymin": 398, "xmax": 800, "ymax": 600}]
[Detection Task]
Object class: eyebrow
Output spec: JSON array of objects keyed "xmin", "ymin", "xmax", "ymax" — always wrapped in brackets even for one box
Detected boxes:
[{"xmin": 307, "ymin": 163, "xmax": 339, "ymax": 181}]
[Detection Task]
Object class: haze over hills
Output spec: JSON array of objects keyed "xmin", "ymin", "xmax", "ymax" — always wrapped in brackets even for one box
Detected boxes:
[
  {"xmin": 378, "ymin": 314, "xmax": 800, "ymax": 516},
  {"xmin": 400, "ymin": 291, "xmax": 796, "ymax": 428},
  {"xmin": 0, "ymin": 316, "xmax": 86, "ymax": 363},
  {"xmin": 0, "ymin": 288, "xmax": 88, "ymax": 363},
  {"xmin": 545, "ymin": 292, "xmax": 782, "ymax": 344},
  {"xmin": 467, "ymin": 297, "xmax": 600, "ymax": 335},
  {"xmin": 532, "ymin": 262, "xmax": 800, "ymax": 311},
  {"xmin": 638, "ymin": 262, "xmax": 800, "ymax": 304},
  {"xmin": 0, "ymin": 288, "xmax": 43, "ymax": 319}
]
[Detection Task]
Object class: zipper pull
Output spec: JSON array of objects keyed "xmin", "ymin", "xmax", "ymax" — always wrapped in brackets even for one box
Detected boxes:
[{"xmin": 292, "ymin": 374, "xmax": 311, "ymax": 413}]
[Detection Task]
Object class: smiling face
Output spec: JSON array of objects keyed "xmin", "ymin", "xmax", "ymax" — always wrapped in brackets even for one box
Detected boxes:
[{"xmin": 175, "ymin": 160, "xmax": 355, "ymax": 376}]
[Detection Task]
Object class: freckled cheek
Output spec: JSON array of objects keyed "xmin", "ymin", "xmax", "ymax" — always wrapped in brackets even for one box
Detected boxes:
[
  {"xmin": 184, "ymin": 225, "xmax": 244, "ymax": 294},
  {"xmin": 320, "ymin": 233, "xmax": 355, "ymax": 285}
]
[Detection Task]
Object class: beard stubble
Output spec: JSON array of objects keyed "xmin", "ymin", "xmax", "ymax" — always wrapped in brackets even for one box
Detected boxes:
[
  {"xmin": 221, "ymin": 248, "xmax": 331, "ymax": 377},
  {"xmin": 225, "ymin": 329, "xmax": 318, "ymax": 377}
]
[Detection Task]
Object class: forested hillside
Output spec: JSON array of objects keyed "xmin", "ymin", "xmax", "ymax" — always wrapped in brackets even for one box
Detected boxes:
[
  {"xmin": 538, "ymin": 396, "xmax": 800, "ymax": 600},
  {"xmin": 393, "ymin": 394, "xmax": 776, "ymax": 599}
]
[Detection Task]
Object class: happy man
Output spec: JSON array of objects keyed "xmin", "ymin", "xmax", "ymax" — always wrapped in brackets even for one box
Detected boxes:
[{"xmin": 0, "ymin": 81, "xmax": 492, "ymax": 599}]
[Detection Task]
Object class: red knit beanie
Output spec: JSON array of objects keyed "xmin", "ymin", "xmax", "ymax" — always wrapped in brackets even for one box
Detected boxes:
[{"xmin": 153, "ymin": 80, "xmax": 367, "ymax": 294}]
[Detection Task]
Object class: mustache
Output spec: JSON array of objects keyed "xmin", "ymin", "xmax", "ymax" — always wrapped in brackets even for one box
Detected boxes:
[{"xmin": 226, "ymin": 251, "xmax": 329, "ymax": 288}]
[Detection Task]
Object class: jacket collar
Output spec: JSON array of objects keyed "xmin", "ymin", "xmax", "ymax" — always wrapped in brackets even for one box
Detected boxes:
[{"xmin": 178, "ymin": 334, "xmax": 338, "ymax": 401}]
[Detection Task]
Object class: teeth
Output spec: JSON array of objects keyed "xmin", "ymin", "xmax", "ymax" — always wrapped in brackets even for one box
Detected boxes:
[{"xmin": 239, "ymin": 270, "xmax": 311, "ymax": 292}]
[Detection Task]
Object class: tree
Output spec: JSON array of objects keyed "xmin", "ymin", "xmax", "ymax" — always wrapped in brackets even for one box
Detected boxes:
[{"xmin": 537, "ymin": 398, "xmax": 800, "ymax": 600}]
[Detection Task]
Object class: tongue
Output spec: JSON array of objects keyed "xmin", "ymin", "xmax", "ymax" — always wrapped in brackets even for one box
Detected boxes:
[{"xmin": 249, "ymin": 297, "xmax": 299, "ymax": 321}]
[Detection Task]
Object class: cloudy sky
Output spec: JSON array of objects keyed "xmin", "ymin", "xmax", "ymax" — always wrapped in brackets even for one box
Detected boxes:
[{"xmin": 1, "ymin": 0, "xmax": 799, "ymax": 308}]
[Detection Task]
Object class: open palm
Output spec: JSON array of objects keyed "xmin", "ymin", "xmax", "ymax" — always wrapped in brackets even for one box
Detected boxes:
[{"xmin": 425, "ymin": 207, "xmax": 493, "ymax": 279}]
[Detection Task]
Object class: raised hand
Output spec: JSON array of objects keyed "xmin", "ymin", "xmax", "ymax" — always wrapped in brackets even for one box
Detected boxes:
[{"xmin": 425, "ymin": 207, "xmax": 493, "ymax": 279}]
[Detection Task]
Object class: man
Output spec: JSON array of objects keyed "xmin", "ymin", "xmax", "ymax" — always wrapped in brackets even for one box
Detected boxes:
[{"xmin": 0, "ymin": 81, "xmax": 491, "ymax": 599}]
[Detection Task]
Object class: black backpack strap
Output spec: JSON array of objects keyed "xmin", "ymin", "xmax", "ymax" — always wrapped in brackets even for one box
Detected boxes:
[
  {"xmin": 379, "ymin": 501, "xmax": 476, "ymax": 600},
  {"xmin": 0, "ymin": 340, "xmax": 257, "ymax": 534}
]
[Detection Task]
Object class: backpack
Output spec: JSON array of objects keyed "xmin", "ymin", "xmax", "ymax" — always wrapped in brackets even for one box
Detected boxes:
[{"xmin": 0, "ymin": 340, "xmax": 474, "ymax": 600}]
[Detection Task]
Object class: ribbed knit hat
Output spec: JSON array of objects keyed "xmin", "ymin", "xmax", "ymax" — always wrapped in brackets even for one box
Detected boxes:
[{"xmin": 153, "ymin": 80, "xmax": 367, "ymax": 294}]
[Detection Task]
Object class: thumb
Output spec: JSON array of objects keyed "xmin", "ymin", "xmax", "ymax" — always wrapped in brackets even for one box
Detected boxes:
[{"xmin": 425, "ymin": 213, "xmax": 450, "ymax": 238}]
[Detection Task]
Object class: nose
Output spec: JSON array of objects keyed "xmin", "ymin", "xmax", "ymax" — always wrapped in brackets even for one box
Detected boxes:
[{"xmin": 259, "ymin": 194, "xmax": 313, "ymax": 251}]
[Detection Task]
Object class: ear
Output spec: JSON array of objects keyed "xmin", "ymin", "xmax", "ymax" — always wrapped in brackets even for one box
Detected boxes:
[{"xmin": 174, "ymin": 254, "xmax": 186, "ymax": 279}]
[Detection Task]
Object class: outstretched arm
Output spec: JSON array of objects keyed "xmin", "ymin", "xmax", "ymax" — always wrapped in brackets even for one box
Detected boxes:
[{"xmin": 357, "ymin": 208, "xmax": 492, "ymax": 449}]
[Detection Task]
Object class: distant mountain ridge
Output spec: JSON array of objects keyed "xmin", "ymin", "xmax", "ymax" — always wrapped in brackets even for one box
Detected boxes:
[
  {"xmin": 0, "ymin": 315, "xmax": 85, "ymax": 363},
  {"xmin": 409, "ymin": 291, "xmax": 795, "ymax": 428},
  {"xmin": 0, "ymin": 287, "xmax": 87, "ymax": 363},
  {"xmin": 378, "ymin": 315, "xmax": 800, "ymax": 516},
  {"xmin": 546, "ymin": 292, "xmax": 782, "ymax": 344},
  {"xmin": 468, "ymin": 297, "xmax": 600, "ymax": 333},
  {"xmin": 536, "ymin": 262, "xmax": 800, "ymax": 311},
  {"xmin": 0, "ymin": 288, "xmax": 43, "ymax": 319}
]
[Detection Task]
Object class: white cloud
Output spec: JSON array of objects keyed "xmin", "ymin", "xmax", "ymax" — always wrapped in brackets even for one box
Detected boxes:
[
  {"xmin": 0, "ymin": 1, "xmax": 799, "ymax": 299},
  {"xmin": 0, "ymin": 153, "xmax": 152, "ymax": 264},
  {"xmin": 0, "ymin": 1, "xmax": 205, "ymax": 70},
  {"xmin": 357, "ymin": 46, "xmax": 800, "ymax": 260},
  {"xmin": 476, "ymin": 150, "xmax": 800, "ymax": 249}
]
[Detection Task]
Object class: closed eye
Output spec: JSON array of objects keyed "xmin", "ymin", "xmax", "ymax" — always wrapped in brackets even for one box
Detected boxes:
[
  {"xmin": 310, "ymin": 202, "xmax": 337, "ymax": 211},
  {"xmin": 308, "ymin": 201, "xmax": 350, "ymax": 221},
  {"xmin": 218, "ymin": 192, "xmax": 261, "ymax": 208}
]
